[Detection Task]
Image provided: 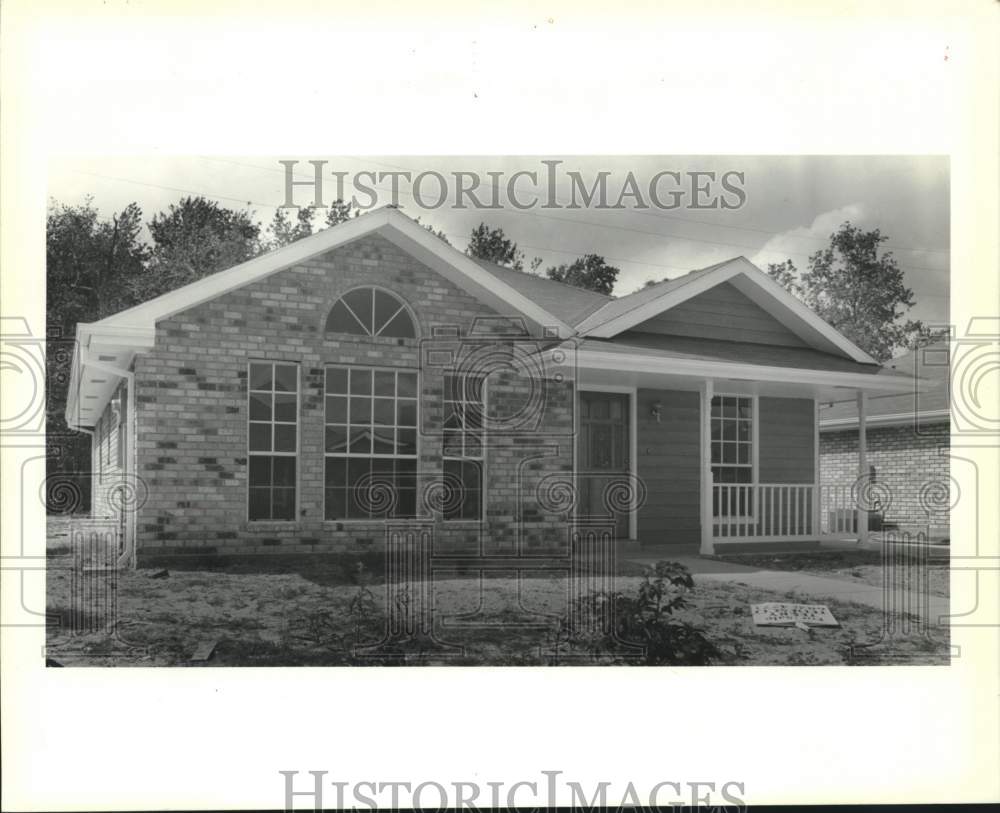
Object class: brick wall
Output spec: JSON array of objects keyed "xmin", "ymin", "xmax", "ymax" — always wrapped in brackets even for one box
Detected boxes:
[
  {"xmin": 819, "ymin": 421, "xmax": 950, "ymax": 528},
  {"xmin": 132, "ymin": 234, "xmax": 574, "ymax": 562}
]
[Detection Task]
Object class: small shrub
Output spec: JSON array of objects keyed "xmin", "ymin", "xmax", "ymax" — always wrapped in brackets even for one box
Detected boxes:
[
  {"xmin": 561, "ymin": 561, "xmax": 724, "ymax": 666},
  {"xmin": 289, "ymin": 565, "xmax": 381, "ymax": 654}
]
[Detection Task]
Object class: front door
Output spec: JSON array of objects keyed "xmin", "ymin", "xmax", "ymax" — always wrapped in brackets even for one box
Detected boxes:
[{"xmin": 578, "ymin": 391, "xmax": 631, "ymax": 539}]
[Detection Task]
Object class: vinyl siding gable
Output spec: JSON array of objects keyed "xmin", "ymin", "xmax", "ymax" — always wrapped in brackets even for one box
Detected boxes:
[{"xmin": 630, "ymin": 281, "xmax": 808, "ymax": 347}]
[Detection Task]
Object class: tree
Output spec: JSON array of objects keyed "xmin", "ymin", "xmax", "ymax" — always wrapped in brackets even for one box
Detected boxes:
[
  {"xmin": 144, "ymin": 196, "xmax": 261, "ymax": 297},
  {"xmin": 413, "ymin": 215, "xmax": 451, "ymax": 245},
  {"xmin": 764, "ymin": 259, "xmax": 798, "ymax": 294},
  {"xmin": 47, "ymin": 197, "xmax": 150, "ymax": 326},
  {"xmin": 324, "ymin": 199, "xmax": 359, "ymax": 228},
  {"xmin": 466, "ymin": 223, "xmax": 531, "ymax": 271},
  {"xmin": 46, "ymin": 197, "xmax": 152, "ymax": 509},
  {"xmin": 545, "ymin": 254, "xmax": 619, "ymax": 295},
  {"xmin": 267, "ymin": 206, "xmax": 316, "ymax": 249},
  {"xmin": 765, "ymin": 222, "xmax": 941, "ymax": 361}
]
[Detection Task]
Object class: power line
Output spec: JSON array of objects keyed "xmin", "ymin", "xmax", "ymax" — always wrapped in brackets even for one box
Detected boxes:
[
  {"xmin": 67, "ymin": 165, "xmax": 950, "ymax": 300},
  {"xmin": 326, "ymin": 155, "xmax": 951, "ymax": 258},
  {"xmin": 200, "ymin": 156, "xmax": 950, "ymax": 275}
]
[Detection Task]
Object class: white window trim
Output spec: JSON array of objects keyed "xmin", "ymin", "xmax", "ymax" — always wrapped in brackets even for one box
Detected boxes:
[
  {"xmin": 710, "ymin": 392, "xmax": 759, "ymax": 520},
  {"xmin": 325, "ymin": 285, "xmax": 419, "ymax": 339},
  {"xmin": 323, "ymin": 363, "xmax": 420, "ymax": 522},
  {"xmin": 441, "ymin": 373, "xmax": 488, "ymax": 523},
  {"xmin": 247, "ymin": 360, "xmax": 300, "ymax": 523}
]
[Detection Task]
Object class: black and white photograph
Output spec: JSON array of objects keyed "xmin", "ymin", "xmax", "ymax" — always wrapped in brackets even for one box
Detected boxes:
[
  {"xmin": 2, "ymin": 2, "xmax": 997, "ymax": 811},
  {"xmin": 43, "ymin": 155, "xmax": 953, "ymax": 668}
]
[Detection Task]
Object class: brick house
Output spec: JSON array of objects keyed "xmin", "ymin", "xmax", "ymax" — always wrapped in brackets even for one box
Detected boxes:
[
  {"xmin": 65, "ymin": 207, "xmax": 918, "ymax": 567},
  {"xmin": 819, "ymin": 342, "xmax": 950, "ymax": 539}
]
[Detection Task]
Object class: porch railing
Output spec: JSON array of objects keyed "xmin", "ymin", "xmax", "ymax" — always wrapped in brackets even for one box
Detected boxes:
[
  {"xmin": 712, "ymin": 482, "xmax": 872, "ymax": 542},
  {"xmin": 712, "ymin": 483, "xmax": 815, "ymax": 541}
]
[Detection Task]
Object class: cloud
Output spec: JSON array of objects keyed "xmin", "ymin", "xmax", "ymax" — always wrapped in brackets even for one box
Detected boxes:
[{"xmin": 751, "ymin": 203, "xmax": 867, "ymax": 270}]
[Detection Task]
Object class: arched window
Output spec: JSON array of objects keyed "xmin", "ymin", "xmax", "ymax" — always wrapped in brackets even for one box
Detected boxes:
[{"xmin": 325, "ymin": 287, "xmax": 416, "ymax": 339}]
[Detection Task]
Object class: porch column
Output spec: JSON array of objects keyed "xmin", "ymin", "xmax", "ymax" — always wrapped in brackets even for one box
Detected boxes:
[
  {"xmin": 699, "ymin": 379, "xmax": 714, "ymax": 555},
  {"xmin": 813, "ymin": 399, "xmax": 821, "ymax": 537},
  {"xmin": 857, "ymin": 390, "xmax": 869, "ymax": 544}
]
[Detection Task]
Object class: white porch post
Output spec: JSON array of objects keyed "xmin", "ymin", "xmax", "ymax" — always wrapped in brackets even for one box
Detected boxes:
[
  {"xmin": 857, "ymin": 390, "xmax": 869, "ymax": 544},
  {"xmin": 700, "ymin": 379, "xmax": 714, "ymax": 555},
  {"xmin": 813, "ymin": 399, "xmax": 821, "ymax": 537}
]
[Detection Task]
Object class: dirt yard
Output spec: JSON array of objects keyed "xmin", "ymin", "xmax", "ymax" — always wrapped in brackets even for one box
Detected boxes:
[
  {"xmin": 712, "ymin": 548, "xmax": 950, "ymax": 598},
  {"xmin": 46, "ymin": 551, "xmax": 949, "ymax": 667}
]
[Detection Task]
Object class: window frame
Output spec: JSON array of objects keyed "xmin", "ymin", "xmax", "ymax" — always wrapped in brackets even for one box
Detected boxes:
[
  {"xmin": 441, "ymin": 372, "xmax": 487, "ymax": 523},
  {"xmin": 710, "ymin": 393, "xmax": 758, "ymax": 519},
  {"xmin": 323, "ymin": 363, "xmax": 420, "ymax": 522},
  {"xmin": 247, "ymin": 360, "xmax": 300, "ymax": 523},
  {"xmin": 324, "ymin": 286, "xmax": 418, "ymax": 340}
]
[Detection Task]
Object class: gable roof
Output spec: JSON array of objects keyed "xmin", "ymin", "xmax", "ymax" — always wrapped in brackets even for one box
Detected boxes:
[
  {"xmin": 65, "ymin": 207, "xmax": 577, "ymax": 428},
  {"xmin": 85, "ymin": 206, "xmax": 573, "ymax": 339},
  {"xmin": 575, "ymin": 256, "xmax": 878, "ymax": 365},
  {"xmin": 819, "ymin": 341, "xmax": 950, "ymax": 429},
  {"xmin": 64, "ymin": 210, "xmax": 892, "ymax": 428},
  {"xmin": 468, "ymin": 257, "xmax": 610, "ymax": 326}
]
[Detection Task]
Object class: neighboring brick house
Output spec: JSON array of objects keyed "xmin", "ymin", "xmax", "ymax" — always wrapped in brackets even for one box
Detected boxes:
[
  {"xmin": 819, "ymin": 342, "xmax": 950, "ymax": 538},
  {"xmin": 64, "ymin": 207, "xmax": 917, "ymax": 566}
]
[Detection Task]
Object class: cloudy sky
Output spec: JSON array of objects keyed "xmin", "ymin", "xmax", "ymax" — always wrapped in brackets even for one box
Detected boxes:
[{"xmin": 48, "ymin": 155, "xmax": 949, "ymax": 324}]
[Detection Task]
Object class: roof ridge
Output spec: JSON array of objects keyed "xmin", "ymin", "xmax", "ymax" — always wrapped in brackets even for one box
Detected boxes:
[
  {"xmin": 577, "ymin": 256, "xmax": 746, "ymax": 332},
  {"xmin": 470, "ymin": 256, "xmax": 614, "ymax": 299}
]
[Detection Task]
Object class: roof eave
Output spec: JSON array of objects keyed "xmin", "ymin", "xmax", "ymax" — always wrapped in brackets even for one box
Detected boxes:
[
  {"xmin": 819, "ymin": 408, "xmax": 951, "ymax": 430},
  {"xmin": 88, "ymin": 207, "xmax": 571, "ymax": 338},
  {"xmin": 576, "ymin": 346, "xmax": 917, "ymax": 394}
]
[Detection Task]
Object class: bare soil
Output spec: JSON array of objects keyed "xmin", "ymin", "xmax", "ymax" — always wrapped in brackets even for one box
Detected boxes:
[{"xmin": 46, "ymin": 551, "xmax": 949, "ymax": 667}]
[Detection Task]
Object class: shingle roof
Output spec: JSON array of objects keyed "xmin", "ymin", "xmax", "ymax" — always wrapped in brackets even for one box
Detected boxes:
[
  {"xmin": 579, "ymin": 333, "xmax": 892, "ymax": 375},
  {"xmin": 573, "ymin": 258, "xmax": 735, "ymax": 332},
  {"xmin": 819, "ymin": 341, "xmax": 950, "ymax": 424},
  {"xmin": 468, "ymin": 257, "xmax": 611, "ymax": 326}
]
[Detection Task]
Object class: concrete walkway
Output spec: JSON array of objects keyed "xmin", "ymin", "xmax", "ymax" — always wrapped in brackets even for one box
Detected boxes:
[{"xmin": 623, "ymin": 552, "xmax": 950, "ymax": 625}]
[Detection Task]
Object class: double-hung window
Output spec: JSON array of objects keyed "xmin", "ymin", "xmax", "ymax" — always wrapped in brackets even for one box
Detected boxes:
[
  {"xmin": 324, "ymin": 366, "xmax": 418, "ymax": 519},
  {"xmin": 442, "ymin": 373, "xmax": 485, "ymax": 521},
  {"xmin": 711, "ymin": 394, "xmax": 754, "ymax": 516},
  {"xmin": 248, "ymin": 362, "xmax": 299, "ymax": 521}
]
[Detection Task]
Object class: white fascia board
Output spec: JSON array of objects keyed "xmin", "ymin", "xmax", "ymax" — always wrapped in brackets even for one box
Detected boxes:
[
  {"xmin": 88, "ymin": 207, "xmax": 569, "ymax": 337},
  {"xmin": 80, "ymin": 322, "xmax": 157, "ymax": 349},
  {"xmin": 64, "ymin": 339, "xmax": 83, "ymax": 428},
  {"xmin": 64, "ymin": 207, "xmax": 572, "ymax": 427},
  {"xmin": 89, "ymin": 209, "xmax": 396, "ymax": 330},
  {"xmin": 377, "ymin": 214, "xmax": 573, "ymax": 338},
  {"xmin": 728, "ymin": 263, "xmax": 878, "ymax": 364},
  {"xmin": 65, "ymin": 323, "xmax": 150, "ymax": 429},
  {"xmin": 579, "ymin": 262, "xmax": 743, "ymax": 336},
  {"xmin": 819, "ymin": 409, "xmax": 951, "ymax": 430},
  {"xmin": 577, "ymin": 348, "xmax": 918, "ymax": 394},
  {"xmin": 580, "ymin": 256, "xmax": 877, "ymax": 365}
]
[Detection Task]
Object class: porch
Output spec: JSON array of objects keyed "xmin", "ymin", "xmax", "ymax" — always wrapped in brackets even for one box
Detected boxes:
[
  {"xmin": 573, "ymin": 341, "xmax": 914, "ymax": 554},
  {"xmin": 700, "ymin": 380, "xmax": 880, "ymax": 553}
]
